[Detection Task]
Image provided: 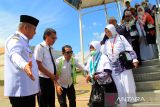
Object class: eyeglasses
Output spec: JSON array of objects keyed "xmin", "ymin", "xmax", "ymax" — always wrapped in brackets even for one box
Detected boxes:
[{"xmin": 64, "ymin": 51, "xmax": 73, "ymax": 54}]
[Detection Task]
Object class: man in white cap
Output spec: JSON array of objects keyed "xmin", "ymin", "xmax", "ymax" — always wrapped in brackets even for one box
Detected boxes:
[{"xmin": 4, "ymin": 15, "xmax": 39, "ymax": 107}]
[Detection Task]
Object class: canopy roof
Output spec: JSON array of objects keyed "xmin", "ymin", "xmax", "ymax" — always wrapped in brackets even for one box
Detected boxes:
[{"xmin": 64, "ymin": 0, "xmax": 129, "ymax": 10}]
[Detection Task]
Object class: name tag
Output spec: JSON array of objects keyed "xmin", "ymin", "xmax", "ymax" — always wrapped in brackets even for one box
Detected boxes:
[{"xmin": 29, "ymin": 52, "xmax": 33, "ymax": 59}]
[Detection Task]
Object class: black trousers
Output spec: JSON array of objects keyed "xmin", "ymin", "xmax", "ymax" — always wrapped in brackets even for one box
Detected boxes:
[
  {"xmin": 131, "ymin": 37, "xmax": 142, "ymax": 64},
  {"xmin": 9, "ymin": 94, "xmax": 36, "ymax": 107},
  {"xmin": 57, "ymin": 84, "xmax": 76, "ymax": 107},
  {"xmin": 38, "ymin": 77, "xmax": 55, "ymax": 107}
]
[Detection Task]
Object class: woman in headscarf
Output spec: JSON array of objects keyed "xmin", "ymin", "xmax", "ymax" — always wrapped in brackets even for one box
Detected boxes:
[
  {"xmin": 85, "ymin": 41, "xmax": 114, "ymax": 107},
  {"xmin": 101, "ymin": 24, "xmax": 139, "ymax": 107},
  {"xmin": 136, "ymin": 6, "xmax": 157, "ymax": 60},
  {"xmin": 122, "ymin": 10, "xmax": 142, "ymax": 65}
]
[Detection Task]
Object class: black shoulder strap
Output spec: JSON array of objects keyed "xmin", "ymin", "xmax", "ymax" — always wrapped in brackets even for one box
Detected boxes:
[{"xmin": 40, "ymin": 44, "xmax": 44, "ymax": 47}]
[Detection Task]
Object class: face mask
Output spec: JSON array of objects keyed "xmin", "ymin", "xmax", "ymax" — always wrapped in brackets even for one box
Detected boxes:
[{"xmin": 90, "ymin": 50, "xmax": 97, "ymax": 56}]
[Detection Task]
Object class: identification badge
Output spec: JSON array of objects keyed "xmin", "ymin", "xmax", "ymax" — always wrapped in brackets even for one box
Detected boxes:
[{"xmin": 29, "ymin": 52, "xmax": 32, "ymax": 59}]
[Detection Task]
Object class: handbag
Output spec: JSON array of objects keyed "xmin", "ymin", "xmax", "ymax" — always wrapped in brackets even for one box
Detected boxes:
[
  {"xmin": 89, "ymin": 82, "xmax": 105, "ymax": 107},
  {"xmin": 144, "ymin": 23, "xmax": 156, "ymax": 44},
  {"xmin": 119, "ymin": 51, "xmax": 133, "ymax": 69},
  {"xmin": 118, "ymin": 35, "xmax": 134, "ymax": 70}
]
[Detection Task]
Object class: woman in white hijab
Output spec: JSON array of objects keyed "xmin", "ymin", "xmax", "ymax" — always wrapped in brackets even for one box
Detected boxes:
[
  {"xmin": 85, "ymin": 41, "xmax": 113, "ymax": 107},
  {"xmin": 101, "ymin": 24, "xmax": 139, "ymax": 107},
  {"xmin": 136, "ymin": 6, "xmax": 157, "ymax": 60}
]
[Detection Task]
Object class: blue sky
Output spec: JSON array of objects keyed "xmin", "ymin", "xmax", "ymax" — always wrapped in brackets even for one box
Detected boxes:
[{"xmin": 0, "ymin": 0, "xmax": 157, "ymax": 55}]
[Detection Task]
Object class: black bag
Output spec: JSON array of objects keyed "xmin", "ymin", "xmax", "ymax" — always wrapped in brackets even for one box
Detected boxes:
[
  {"xmin": 89, "ymin": 83, "xmax": 105, "ymax": 107},
  {"xmin": 119, "ymin": 51, "xmax": 133, "ymax": 70},
  {"xmin": 144, "ymin": 23, "xmax": 156, "ymax": 44}
]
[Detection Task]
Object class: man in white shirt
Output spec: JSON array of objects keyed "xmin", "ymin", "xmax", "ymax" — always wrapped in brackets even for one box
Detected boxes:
[
  {"xmin": 34, "ymin": 28, "xmax": 57, "ymax": 107},
  {"xmin": 4, "ymin": 15, "xmax": 39, "ymax": 107},
  {"xmin": 56, "ymin": 45, "xmax": 85, "ymax": 107}
]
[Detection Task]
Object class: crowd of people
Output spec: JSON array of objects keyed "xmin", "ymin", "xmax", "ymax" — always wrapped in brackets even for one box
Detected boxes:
[
  {"xmin": 102, "ymin": 0, "xmax": 158, "ymax": 64},
  {"xmin": 4, "ymin": 0, "xmax": 159, "ymax": 107}
]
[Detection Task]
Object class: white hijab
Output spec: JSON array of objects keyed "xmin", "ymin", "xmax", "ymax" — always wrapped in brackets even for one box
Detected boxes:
[
  {"xmin": 105, "ymin": 24, "xmax": 117, "ymax": 38},
  {"xmin": 89, "ymin": 41, "xmax": 101, "ymax": 51},
  {"xmin": 137, "ymin": 6, "xmax": 145, "ymax": 16}
]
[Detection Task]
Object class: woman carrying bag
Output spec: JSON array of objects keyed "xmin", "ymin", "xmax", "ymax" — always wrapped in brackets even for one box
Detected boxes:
[
  {"xmin": 101, "ymin": 24, "xmax": 139, "ymax": 107},
  {"xmin": 85, "ymin": 41, "xmax": 113, "ymax": 107}
]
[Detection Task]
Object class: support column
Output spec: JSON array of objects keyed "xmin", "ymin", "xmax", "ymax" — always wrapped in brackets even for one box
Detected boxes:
[
  {"xmin": 116, "ymin": 0, "xmax": 122, "ymax": 23},
  {"xmin": 104, "ymin": 4, "xmax": 108, "ymax": 24},
  {"xmin": 78, "ymin": 11, "xmax": 84, "ymax": 64}
]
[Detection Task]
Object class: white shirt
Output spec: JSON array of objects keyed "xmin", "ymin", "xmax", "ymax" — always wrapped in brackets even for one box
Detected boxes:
[
  {"xmin": 101, "ymin": 35, "xmax": 135, "ymax": 62},
  {"xmin": 34, "ymin": 41, "xmax": 56, "ymax": 78},
  {"xmin": 4, "ymin": 31, "xmax": 39, "ymax": 96},
  {"xmin": 101, "ymin": 35, "xmax": 138, "ymax": 76},
  {"xmin": 85, "ymin": 54, "xmax": 111, "ymax": 75},
  {"xmin": 56, "ymin": 56, "xmax": 85, "ymax": 88}
]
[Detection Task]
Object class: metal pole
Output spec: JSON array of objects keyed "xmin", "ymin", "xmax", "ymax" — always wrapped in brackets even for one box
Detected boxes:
[
  {"xmin": 82, "ymin": 8, "xmax": 105, "ymax": 16},
  {"xmin": 104, "ymin": 4, "xmax": 108, "ymax": 24},
  {"xmin": 116, "ymin": 0, "xmax": 122, "ymax": 23},
  {"xmin": 156, "ymin": 0, "xmax": 160, "ymax": 9},
  {"xmin": 78, "ymin": 11, "xmax": 84, "ymax": 64}
]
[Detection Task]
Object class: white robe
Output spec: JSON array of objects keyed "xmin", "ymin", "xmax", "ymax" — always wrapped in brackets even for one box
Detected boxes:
[{"xmin": 101, "ymin": 35, "xmax": 137, "ymax": 107}]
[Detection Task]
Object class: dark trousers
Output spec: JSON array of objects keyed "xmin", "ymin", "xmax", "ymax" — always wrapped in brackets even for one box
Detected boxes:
[
  {"xmin": 57, "ymin": 84, "xmax": 76, "ymax": 107},
  {"xmin": 38, "ymin": 77, "xmax": 55, "ymax": 107},
  {"xmin": 9, "ymin": 94, "xmax": 36, "ymax": 107},
  {"xmin": 131, "ymin": 37, "xmax": 142, "ymax": 64}
]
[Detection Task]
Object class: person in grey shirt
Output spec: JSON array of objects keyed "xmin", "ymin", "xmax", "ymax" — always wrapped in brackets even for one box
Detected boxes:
[{"xmin": 56, "ymin": 45, "xmax": 86, "ymax": 107}]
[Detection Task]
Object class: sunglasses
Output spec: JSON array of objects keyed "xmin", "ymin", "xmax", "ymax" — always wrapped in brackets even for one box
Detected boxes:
[{"xmin": 64, "ymin": 51, "xmax": 73, "ymax": 54}]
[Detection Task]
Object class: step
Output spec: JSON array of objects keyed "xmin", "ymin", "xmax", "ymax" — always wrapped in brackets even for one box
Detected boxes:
[
  {"xmin": 128, "ymin": 102, "xmax": 160, "ymax": 107},
  {"xmin": 133, "ymin": 72, "xmax": 160, "ymax": 82},
  {"xmin": 110, "ymin": 91, "xmax": 160, "ymax": 107},
  {"xmin": 133, "ymin": 65, "xmax": 160, "ymax": 74},
  {"xmin": 141, "ymin": 59, "xmax": 160, "ymax": 67},
  {"xmin": 127, "ymin": 91, "xmax": 160, "ymax": 107},
  {"xmin": 136, "ymin": 80, "xmax": 160, "ymax": 91}
]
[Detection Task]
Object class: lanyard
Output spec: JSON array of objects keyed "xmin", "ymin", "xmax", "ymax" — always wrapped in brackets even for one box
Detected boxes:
[{"xmin": 110, "ymin": 34, "xmax": 118, "ymax": 54}]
